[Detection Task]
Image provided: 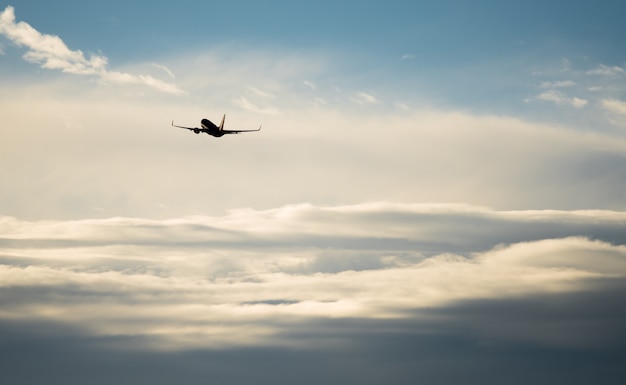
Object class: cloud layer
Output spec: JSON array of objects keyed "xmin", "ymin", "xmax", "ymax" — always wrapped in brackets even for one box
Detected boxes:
[
  {"xmin": 1, "ymin": 203, "xmax": 625, "ymax": 351},
  {"xmin": 1, "ymin": 203, "xmax": 625, "ymax": 384},
  {"xmin": 2, "ymin": 80, "xmax": 626, "ymax": 220},
  {"xmin": 0, "ymin": 6, "xmax": 183, "ymax": 95}
]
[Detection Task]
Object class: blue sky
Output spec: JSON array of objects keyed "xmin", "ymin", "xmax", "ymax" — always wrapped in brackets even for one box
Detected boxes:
[
  {"xmin": 5, "ymin": 0, "xmax": 626, "ymax": 120},
  {"xmin": 1, "ymin": 2, "xmax": 626, "ymax": 384}
]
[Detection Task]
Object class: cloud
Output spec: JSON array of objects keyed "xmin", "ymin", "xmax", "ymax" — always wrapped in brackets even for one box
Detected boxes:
[
  {"xmin": 353, "ymin": 91, "xmax": 379, "ymax": 104},
  {"xmin": 601, "ymin": 98, "xmax": 626, "ymax": 116},
  {"xmin": 151, "ymin": 62, "xmax": 176, "ymax": 79},
  {"xmin": 539, "ymin": 80, "xmax": 576, "ymax": 89},
  {"xmin": 561, "ymin": 57, "xmax": 572, "ymax": 71},
  {"xmin": 0, "ymin": 6, "xmax": 184, "ymax": 95},
  {"xmin": 1, "ymin": 203, "xmax": 625, "ymax": 355},
  {"xmin": 600, "ymin": 98, "xmax": 626, "ymax": 126},
  {"xmin": 247, "ymin": 85, "xmax": 275, "ymax": 99},
  {"xmin": 233, "ymin": 96, "xmax": 280, "ymax": 114},
  {"xmin": 587, "ymin": 64, "xmax": 625, "ymax": 77},
  {"xmin": 527, "ymin": 59, "xmax": 626, "ymax": 127},
  {"xmin": 2, "ymin": 84, "xmax": 626, "ymax": 220},
  {"xmin": 537, "ymin": 90, "xmax": 587, "ymax": 108}
]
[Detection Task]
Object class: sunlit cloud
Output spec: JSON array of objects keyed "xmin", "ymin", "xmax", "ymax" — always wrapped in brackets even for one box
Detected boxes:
[
  {"xmin": 601, "ymin": 98, "xmax": 626, "ymax": 116},
  {"xmin": 1, "ymin": 203, "xmax": 625, "ymax": 350},
  {"xmin": 537, "ymin": 90, "xmax": 587, "ymax": 108},
  {"xmin": 600, "ymin": 98, "xmax": 626, "ymax": 126},
  {"xmin": 2, "ymin": 84, "xmax": 626, "ymax": 219},
  {"xmin": 0, "ymin": 6, "xmax": 184, "ymax": 95}
]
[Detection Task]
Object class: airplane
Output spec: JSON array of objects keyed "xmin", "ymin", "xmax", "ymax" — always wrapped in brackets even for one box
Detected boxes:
[{"xmin": 171, "ymin": 114, "xmax": 261, "ymax": 137}]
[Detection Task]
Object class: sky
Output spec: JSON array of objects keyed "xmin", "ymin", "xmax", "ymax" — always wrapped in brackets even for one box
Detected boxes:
[{"xmin": 1, "ymin": 1, "xmax": 626, "ymax": 383}]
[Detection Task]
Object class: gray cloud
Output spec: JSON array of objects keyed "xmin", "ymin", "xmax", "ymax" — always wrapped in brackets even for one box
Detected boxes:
[
  {"xmin": 1, "ymin": 204, "xmax": 625, "ymax": 384},
  {"xmin": 1, "ymin": 204, "xmax": 625, "ymax": 358},
  {"xmin": 3, "ymin": 203, "xmax": 625, "ymax": 253}
]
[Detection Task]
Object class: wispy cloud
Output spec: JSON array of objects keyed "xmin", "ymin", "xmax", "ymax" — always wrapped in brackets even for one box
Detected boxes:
[
  {"xmin": 537, "ymin": 90, "xmax": 587, "ymax": 108},
  {"xmin": 353, "ymin": 91, "xmax": 379, "ymax": 104},
  {"xmin": 587, "ymin": 64, "xmax": 625, "ymax": 77},
  {"xmin": 233, "ymin": 95, "xmax": 280, "ymax": 114},
  {"xmin": 539, "ymin": 80, "xmax": 576, "ymax": 89},
  {"xmin": 0, "ymin": 6, "xmax": 184, "ymax": 95},
  {"xmin": 247, "ymin": 85, "xmax": 275, "ymax": 99},
  {"xmin": 151, "ymin": 62, "xmax": 176, "ymax": 79}
]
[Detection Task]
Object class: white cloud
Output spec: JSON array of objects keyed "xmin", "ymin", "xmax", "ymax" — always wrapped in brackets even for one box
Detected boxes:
[
  {"xmin": 587, "ymin": 64, "xmax": 625, "ymax": 77},
  {"xmin": 1, "ymin": 204, "xmax": 625, "ymax": 350},
  {"xmin": 247, "ymin": 85, "xmax": 275, "ymax": 99},
  {"xmin": 400, "ymin": 54, "xmax": 415, "ymax": 60},
  {"xmin": 233, "ymin": 95, "xmax": 280, "ymax": 114},
  {"xmin": 539, "ymin": 80, "xmax": 576, "ymax": 89},
  {"xmin": 0, "ymin": 6, "xmax": 184, "ymax": 95},
  {"xmin": 2, "ymin": 83, "xmax": 626, "ymax": 220},
  {"xmin": 151, "ymin": 62, "xmax": 176, "ymax": 79},
  {"xmin": 537, "ymin": 90, "xmax": 588, "ymax": 108},
  {"xmin": 600, "ymin": 98, "xmax": 626, "ymax": 125},
  {"xmin": 600, "ymin": 98, "xmax": 626, "ymax": 116},
  {"xmin": 303, "ymin": 80, "xmax": 317, "ymax": 90},
  {"xmin": 353, "ymin": 91, "xmax": 379, "ymax": 104}
]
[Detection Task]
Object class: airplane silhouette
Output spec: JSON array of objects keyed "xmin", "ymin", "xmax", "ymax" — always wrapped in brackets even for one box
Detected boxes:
[{"xmin": 172, "ymin": 114, "xmax": 261, "ymax": 137}]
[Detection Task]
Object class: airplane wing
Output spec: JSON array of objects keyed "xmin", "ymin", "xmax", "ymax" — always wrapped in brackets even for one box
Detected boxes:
[
  {"xmin": 171, "ymin": 121, "xmax": 198, "ymax": 131},
  {"xmin": 222, "ymin": 125, "xmax": 262, "ymax": 134}
]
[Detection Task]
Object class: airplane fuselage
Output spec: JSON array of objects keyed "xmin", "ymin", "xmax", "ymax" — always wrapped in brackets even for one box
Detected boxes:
[{"xmin": 199, "ymin": 118, "xmax": 225, "ymax": 137}]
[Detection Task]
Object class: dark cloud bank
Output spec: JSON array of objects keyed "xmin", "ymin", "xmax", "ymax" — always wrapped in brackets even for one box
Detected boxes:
[{"xmin": 2, "ymin": 283, "xmax": 625, "ymax": 385}]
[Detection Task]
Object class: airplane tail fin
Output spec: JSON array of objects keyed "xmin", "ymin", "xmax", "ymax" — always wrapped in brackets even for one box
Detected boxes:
[{"xmin": 219, "ymin": 114, "xmax": 226, "ymax": 130}]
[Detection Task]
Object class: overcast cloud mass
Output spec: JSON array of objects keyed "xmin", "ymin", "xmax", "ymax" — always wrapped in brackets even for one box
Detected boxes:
[{"xmin": 1, "ymin": 1, "xmax": 626, "ymax": 384}]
